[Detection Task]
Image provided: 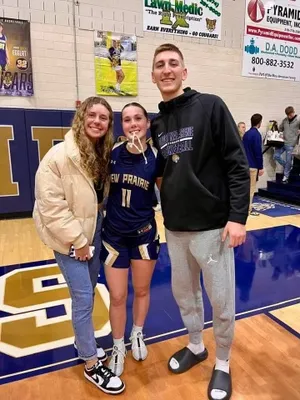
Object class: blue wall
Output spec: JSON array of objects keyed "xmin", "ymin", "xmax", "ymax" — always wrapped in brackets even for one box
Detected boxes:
[{"xmin": 0, "ymin": 108, "xmax": 155, "ymax": 216}]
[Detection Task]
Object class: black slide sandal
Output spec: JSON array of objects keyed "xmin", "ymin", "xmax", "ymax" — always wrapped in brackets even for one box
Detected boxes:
[
  {"xmin": 208, "ymin": 367, "xmax": 232, "ymax": 400},
  {"xmin": 168, "ymin": 347, "xmax": 208, "ymax": 374}
]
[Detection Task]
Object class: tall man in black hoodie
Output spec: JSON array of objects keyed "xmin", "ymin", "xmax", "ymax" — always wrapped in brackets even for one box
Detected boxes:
[{"xmin": 151, "ymin": 44, "xmax": 250, "ymax": 400}]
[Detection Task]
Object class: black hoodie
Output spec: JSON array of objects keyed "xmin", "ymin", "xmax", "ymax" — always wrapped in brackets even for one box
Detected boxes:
[{"xmin": 151, "ymin": 88, "xmax": 250, "ymax": 232}]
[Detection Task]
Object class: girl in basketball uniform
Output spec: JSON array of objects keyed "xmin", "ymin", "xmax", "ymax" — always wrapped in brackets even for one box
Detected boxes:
[
  {"xmin": 101, "ymin": 102, "xmax": 163, "ymax": 376},
  {"xmin": 0, "ymin": 22, "xmax": 9, "ymax": 72},
  {"xmin": 33, "ymin": 97, "xmax": 125, "ymax": 395}
]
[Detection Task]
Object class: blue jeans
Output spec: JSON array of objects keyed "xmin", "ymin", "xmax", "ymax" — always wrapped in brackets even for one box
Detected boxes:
[
  {"xmin": 274, "ymin": 144, "xmax": 294, "ymax": 179},
  {"xmin": 54, "ymin": 212, "xmax": 103, "ymax": 361}
]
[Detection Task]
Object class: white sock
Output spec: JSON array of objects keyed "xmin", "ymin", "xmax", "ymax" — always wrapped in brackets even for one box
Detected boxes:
[
  {"xmin": 85, "ymin": 360, "xmax": 101, "ymax": 371},
  {"xmin": 131, "ymin": 324, "xmax": 143, "ymax": 335},
  {"xmin": 113, "ymin": 337, "xmax": 125, "ymax": 350},
  {"xmin": 187, "ymin": 341, "xmax": 205, "ymax": 355},
  {"xmin": 215, "ymin": 357, "xmax": 229, "ymax": 374},
  {"xmin": 210, "ymin": 358, "xmax": 230, "ymax": 400},
  {"xmin": 115, "ymin": 83, "xmax": 120, "ymax": 91}
]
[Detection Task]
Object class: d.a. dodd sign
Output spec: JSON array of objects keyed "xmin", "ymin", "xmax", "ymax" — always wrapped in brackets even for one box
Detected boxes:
[{"xmin": 242, "ymin": 0, "xmax": 300, "ymax": 82}]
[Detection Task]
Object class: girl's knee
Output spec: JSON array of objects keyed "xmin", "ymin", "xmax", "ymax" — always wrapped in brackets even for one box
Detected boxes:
[
  {"xmin": 134, "ymin": 286, "xmax": 149, "ymax": 298},
  {"xmin": 110, "ymin": 291, "xmax": 127, "ymax": 307}
]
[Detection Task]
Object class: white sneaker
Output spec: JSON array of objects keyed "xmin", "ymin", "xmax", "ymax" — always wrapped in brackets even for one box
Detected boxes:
[
  {"xmin": 130, "ymin": 331, "xmax": 148, "ymax": 361},
  {"xmin": 84, "ymin": 361, "xmax": 125, "ymax": 394},
  {"xmin": 108, "ymin": 345, "xmax": 127, "ymax": 377}
]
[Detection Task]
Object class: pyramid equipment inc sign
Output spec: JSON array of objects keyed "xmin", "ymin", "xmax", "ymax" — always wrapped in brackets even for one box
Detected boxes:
[
  {"xmin": 143, "ymin": 0, "xmax": 223, "ymax": 40},
  {"xmin": 242, "ymin": 0, "xmax": 300, "ymax": 82}
]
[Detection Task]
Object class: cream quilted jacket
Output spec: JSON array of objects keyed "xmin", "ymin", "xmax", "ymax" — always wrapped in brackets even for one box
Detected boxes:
[{"xmin": 33, "ymin": 130, "xmax": 102, "ymax": 255}]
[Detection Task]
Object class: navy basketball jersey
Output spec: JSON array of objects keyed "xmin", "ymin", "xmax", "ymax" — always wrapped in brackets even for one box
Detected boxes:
[{"xmin": 104, "ymin": 141, "xmax": 161, "ymax": 235}]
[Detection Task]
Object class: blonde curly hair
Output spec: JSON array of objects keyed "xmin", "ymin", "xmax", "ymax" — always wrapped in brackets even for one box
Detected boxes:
[{"xmin": 72, "ymin": 96, "xmax": 114, "ymax": 184}]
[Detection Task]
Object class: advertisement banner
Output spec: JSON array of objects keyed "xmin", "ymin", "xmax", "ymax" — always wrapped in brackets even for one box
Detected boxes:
[
  {"xmin": 143, "ymin": 0, "xmax": 223, "ymax": 40},
  {"xmin": 242, "ymin": 0, "xmax": 300, "ymax": 81},
  {"xmin": 0, "ymin": 18, "xmax": 33, "ymax": 96},
  {"xmin": 94, "ymin": 31, "xmax": 137, "ymax": 96}
]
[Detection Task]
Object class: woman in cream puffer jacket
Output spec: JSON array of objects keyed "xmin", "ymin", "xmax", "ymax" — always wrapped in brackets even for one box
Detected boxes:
[
  {"xmin": 33, "ymin": 128, "xmax": 101, "ymax": 255},
  {"xmin": 33, "ymin": 96, "xmax": 125, "ymax": 395}
]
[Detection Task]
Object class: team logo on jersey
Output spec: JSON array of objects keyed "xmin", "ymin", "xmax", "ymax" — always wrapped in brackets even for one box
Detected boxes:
[{"xmin": 172, "ymin": 154, "xmax": 180, "ymax": 163}]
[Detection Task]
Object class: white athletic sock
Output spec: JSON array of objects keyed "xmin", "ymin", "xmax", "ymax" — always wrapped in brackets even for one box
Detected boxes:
[
  {"xmin": 210, "ymin": 358, "xmax": 230, "ymax": 400},
  {"xmin": 187, "ymin": 341, "xmax": 205, "ymax": 355},
  {"xmin": 85, "ymin": 360, "xmax": 101, "ymax": 371},
  {"xmin": 113, "ymin": 337, "xmax": 125, "ymax": 350},
  {"xmin": 215, "ymin": 357, "xmax": 229, "ymax": 374},
  {"xmin": 131, "ymin": 324, "xmax": 143, "ymax": 335},
  {"xmin": 115, "ymin": 83, "xmax": 120, "ymax": 91}
]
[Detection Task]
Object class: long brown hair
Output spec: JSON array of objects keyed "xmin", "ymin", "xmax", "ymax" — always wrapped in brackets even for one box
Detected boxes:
[{"xmin": 72, "ymin": 97, "xmax": 114, "ymax": 184}]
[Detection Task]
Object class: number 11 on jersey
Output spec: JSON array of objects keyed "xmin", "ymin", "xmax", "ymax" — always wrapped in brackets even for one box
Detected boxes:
[{"xmin": 122, "ymin": 188, "xmax": 131, "ymax": 208}]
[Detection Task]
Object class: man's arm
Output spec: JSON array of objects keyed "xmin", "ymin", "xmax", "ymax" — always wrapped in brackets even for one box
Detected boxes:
[
  {"xmin": 211, "ymin": 96, "xmax": 250, "ymax": 224},
  {"xmin": 211, "ymin": 97, "xmax": 250, "ymax": 247},
  {"xmin": 279, "ymin": 119, "xmax": 284, "ymax": 132},
  {"xmin": 156, "ymin": 177, "xmax": 162, "ymax": 190}
]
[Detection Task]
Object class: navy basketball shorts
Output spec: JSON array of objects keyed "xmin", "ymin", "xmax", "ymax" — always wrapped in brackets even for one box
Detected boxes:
[{"xmin": 101, "ymin": 221, "xmax": 160, "ymax": 269}]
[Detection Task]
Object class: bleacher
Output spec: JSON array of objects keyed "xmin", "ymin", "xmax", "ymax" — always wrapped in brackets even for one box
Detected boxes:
[{"xmin": 259, "ymin": 158, "xmax": 300, "ymax": 206}]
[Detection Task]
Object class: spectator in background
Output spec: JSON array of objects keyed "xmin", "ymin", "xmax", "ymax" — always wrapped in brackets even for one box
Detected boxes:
[
  {"xmin": 237, "ymin": 122, "xmax": 246, "ymax": 139},
  {"xmin": 274, "ymin": 106, "xmax": 300, "ymax": 183},
  {"xmin": 243, "ymin": 114, "xmax": 264, "ymax": 216}
]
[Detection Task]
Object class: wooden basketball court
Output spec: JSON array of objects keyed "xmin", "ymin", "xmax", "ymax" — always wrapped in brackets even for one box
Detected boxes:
[{"xmin": 0, "ymin": 203, "xmax": 299, "ymax": 400}]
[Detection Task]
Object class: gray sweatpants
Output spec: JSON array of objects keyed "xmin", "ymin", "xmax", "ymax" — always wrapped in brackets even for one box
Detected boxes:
[{"xmin": 165, "ymin": 228, "xmax": 235, "ymax": 361}]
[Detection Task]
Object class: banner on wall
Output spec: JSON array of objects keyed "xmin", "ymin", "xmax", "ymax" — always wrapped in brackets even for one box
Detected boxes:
[
  {"xmin": 0, "ymin": 18, "xmax": 33, "ymax": 96},
  {"xmin": 242, "ymin": 0, "xmax": 300, "ymax": 82},
  {"xmin": 143, "ymin": 0, "xmax": 222, "ymax": 40},
  {"xmin": 94, "ymin": 31, "xmax": 137, "ymax": 96}
]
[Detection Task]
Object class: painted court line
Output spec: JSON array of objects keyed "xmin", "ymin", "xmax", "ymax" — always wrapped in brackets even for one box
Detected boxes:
[
  {"xmin": 144, "ymin": 297, "xmax": 300, "ymax": 342},
  {"xmin": 1, "ymin": 296, "xmax": 299, "ymax": 382}
]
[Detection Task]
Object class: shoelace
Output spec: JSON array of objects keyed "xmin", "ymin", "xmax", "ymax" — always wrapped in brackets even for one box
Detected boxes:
[
  {"xmin": 129, "ymin": 331, "xmax": 145, "ymax": 342},
  {"xmin": 98, "ymin": 364, "xmax": 115, "ymax": 378},
  {"xmin": 112, "ymin": 345, "xmax": 126, "ymax": 360},
  {"xmin": 127, "ymin": 132, "xmax": 148, "ymax": 164}
]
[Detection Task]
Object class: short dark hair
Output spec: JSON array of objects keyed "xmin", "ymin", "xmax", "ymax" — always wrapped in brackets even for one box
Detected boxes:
[
  {"xmin": 121, "ymin": 102, "xmax": 148, "ymax": 120},
  {"xmin": 285, "ymin": 106, "xmax": 294, "ymax": 116},
  {"xmin": 152, "ymin": 43, "xmax": 184, "ymax": 70},
  {"xmin": 251, "ymin": 113, "xmax": 263, "ymax": 127}
]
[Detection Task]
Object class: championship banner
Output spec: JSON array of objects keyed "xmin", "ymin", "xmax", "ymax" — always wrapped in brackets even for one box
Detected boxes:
[
  {"xmin": 143, "ymin": 0, "xmax": 222, "ymax": 40},
  {"xmin": 94, "ymin": 31, "xmax": 137, "ymax": 96},
  {"xmin": 242, "ymin": 0, "xmax": 300, "ymax": 82},
  {"xmin": 0, "ymin": 18, "xmax": 33, "ymax": 96}
]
